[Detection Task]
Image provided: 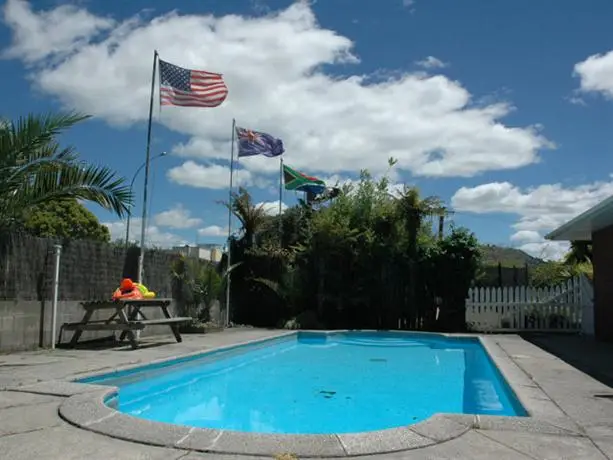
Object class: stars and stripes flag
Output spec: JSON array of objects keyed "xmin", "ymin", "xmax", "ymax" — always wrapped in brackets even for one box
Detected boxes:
[{"xmin": 159, "ymin": 59, "xmax": 228, "ymax": 108}]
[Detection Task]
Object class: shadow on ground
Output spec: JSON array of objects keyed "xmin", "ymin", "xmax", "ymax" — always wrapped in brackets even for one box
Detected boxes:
[
  {"xmin": 55, "ymin": 336, "xmax": 176, "ymax": 351},
  {"xmin": 520, "ymin": 333, "xmax": 613, "ymax": 389}
]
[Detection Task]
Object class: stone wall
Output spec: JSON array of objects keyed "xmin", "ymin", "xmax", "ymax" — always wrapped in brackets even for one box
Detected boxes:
[{"xmin": 0, "ymin": 232, "xmax": 179, "ymax": 352}]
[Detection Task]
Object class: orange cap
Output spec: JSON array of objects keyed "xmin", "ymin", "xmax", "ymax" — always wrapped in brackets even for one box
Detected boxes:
[{"xmin": 120, "ymin": 278, "xmax": 134, "ymax": 290}]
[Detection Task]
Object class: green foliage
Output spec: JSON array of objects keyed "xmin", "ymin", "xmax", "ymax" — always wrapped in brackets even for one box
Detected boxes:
[
  {"xmin": 221, "ymin": 187, "xmax": 268, "ymax": 246},
  {"xmin": 564, "ymin": 240, "xmax": 592, "ymax": 265},
  {"xmin": 531, "ymin": 260, "xmax": 593, "ymax": 287},
  {"xmin": 226, "ymin": 161, "xmax": 482, "ymax": 331},
  {"xmin": 529, "ymin": 240, "xmax": 594, "ymax": 287},
  {"xmin": 171, "ymin": 256, "xmax": 222, "ymax": 320},
  {"xmin": 0, "ymin": 112, "xmax": 132, "ymax": 229},
  {"xmin": 424, "ymin": 227, "xmax": 482, "ymax": 329},
  {"xmin": 21, "ymin": 199, "xmax": 111, "ymax": 242}
]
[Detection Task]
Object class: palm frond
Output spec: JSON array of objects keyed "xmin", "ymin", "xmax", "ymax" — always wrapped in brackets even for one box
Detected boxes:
[
  {"xmin": 220, "ymin": 187, "xmax": 268, "ymax": 244},
  {"xmin": 223, "ymin": 262, "xmax": 244, "ymax": 279},
  {"xmin": 14, "ymin": 163, "xmax": 132, "ymax": 217},
  {"xmin": 250, "ymin": 277, "xmax": 282, "ymax": 296},
  {"xmin": 0, "ymin": 112, "xmax": 132, "ymax": 223},
  {"xmin": 0, "ymin": 112, "xmax": 89, "ymax": 166}
]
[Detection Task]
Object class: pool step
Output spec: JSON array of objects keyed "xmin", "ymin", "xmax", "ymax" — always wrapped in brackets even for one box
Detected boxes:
[{"xmin": 336, "ymin": 339, "xmax": 430, "ymax": 348}]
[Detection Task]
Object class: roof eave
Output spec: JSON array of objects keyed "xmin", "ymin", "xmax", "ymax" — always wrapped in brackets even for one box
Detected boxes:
[{"xmin": 545, "ymin": 194, "xmax": 613, "ymax": 241}]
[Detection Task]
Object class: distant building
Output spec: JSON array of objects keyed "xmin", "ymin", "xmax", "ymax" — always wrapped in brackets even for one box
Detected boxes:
[{"xmin": 172, "ymin": 243, "xmax": 224, "ymax": 263}]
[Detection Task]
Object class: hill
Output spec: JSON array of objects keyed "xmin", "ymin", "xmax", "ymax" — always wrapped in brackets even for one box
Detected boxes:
[{"xmin": 480, "ymin": 244, "xmax": 543, "ymax": 267}]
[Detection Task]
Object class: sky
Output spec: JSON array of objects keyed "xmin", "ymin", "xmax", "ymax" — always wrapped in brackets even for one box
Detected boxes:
[{"xmin": 2, "ymin": 0, "xmax": 613, "ymax": 259}]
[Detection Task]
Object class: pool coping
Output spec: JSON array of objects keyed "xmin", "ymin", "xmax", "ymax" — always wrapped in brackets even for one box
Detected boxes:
[{"xmin": 53, "ymin": 330, "xmax": 585, "ymax": 457}]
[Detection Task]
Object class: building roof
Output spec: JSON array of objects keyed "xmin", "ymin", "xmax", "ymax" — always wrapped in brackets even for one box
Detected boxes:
[{"xmin": 546, "ymin": 195, "xmax": 613, "ymax": 241}]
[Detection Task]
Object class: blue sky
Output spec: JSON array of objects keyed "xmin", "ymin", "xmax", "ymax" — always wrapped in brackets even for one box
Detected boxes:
[{"xmin": 2, "ymin": 0, "xmax": 613, "ymax": 259}]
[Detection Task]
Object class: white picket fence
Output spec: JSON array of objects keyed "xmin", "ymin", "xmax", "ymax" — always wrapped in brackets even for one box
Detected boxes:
[{"xmin": 465, "ymin": 275, "xmax": 593, "ymax": 334}]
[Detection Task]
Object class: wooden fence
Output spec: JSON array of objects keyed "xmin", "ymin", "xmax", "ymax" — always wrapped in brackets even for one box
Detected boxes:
[{"xmin": 465, "ymin": 275, "xmax": 593, "ymax": 333}]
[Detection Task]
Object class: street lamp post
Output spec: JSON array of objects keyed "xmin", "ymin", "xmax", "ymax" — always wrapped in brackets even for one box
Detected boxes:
[{"xmin": 125, "ymin": 152, "xmax": 167, "ymax": 249}]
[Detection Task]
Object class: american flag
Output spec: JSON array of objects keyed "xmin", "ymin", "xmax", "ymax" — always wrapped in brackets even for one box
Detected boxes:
[{"xmin": 159, "ymin": 59, "xmax": 228, "ymax": 108}]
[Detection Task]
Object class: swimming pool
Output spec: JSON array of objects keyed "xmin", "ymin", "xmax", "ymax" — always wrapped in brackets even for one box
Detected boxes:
[{"xmin": 81, "ymin": 331, "xmax": 526, "ymax": 434}]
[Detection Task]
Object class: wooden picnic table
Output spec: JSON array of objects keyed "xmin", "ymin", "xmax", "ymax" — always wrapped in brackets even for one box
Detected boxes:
[{"xmin": 61, "ymin": 298, "xmax": 191, "ymax": 349}]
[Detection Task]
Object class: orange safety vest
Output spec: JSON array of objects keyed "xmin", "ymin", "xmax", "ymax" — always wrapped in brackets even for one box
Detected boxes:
[{"xmin": 112, "ymin": 286, "xmax": 144, "ymax": 301}]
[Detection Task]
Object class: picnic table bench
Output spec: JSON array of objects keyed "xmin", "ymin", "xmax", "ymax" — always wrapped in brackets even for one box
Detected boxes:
[{"xmin": 61, "ymin": 298, "xmax": 191, "ymax": 349}]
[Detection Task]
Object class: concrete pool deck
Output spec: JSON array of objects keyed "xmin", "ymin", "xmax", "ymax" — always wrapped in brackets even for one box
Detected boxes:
[{"xmin": 0, "ymin": 330, "xmax": 612, "ymax": 459}]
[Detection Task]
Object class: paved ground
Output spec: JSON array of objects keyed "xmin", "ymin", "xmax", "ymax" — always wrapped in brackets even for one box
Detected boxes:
[
  {"xmin": 521, "ymin": 333, "xmax": 613, "ymax": 389},
  {"xmin": 1, "ymin": 330, "xmax": 613, "ymax": 459}
]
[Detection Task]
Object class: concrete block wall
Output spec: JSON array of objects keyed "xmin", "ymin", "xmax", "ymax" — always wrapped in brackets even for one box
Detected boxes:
[
  {"xmin": 0, "ymin": 233, "xmax": 180, "ymax": 352},
  {"xmin": 0, "ymin": 300, "xmax": 179, "ymax": 352}
]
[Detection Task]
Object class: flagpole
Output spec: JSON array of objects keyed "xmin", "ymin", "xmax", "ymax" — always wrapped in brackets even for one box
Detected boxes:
[
  {"xmin": 225, "ymin": 118, "xmax": 236, "ymax": 328},
  {"xmin": 137, "ymin": 49, "xmax": 159, "ymax": 284},
  {"xmin": 278, "ymin": 156, "xmax": 283, "ymax": 241}
]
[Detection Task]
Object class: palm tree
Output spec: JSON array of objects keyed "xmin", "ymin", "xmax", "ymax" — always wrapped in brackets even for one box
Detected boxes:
[
  {"xmin": 223, "ymin": 187, "xmax": 268, "ymax": 246},
  {"xmin": 393, "ymin": 185, "xmax": 447, "ymax": 241},
  {"xmin": 393, "ymin": 186, "xmax": 447, "ymax": 327},
  {"xmin": 0, "ymin": 112, "xmax": 132, "ymax": 229},
  {"xmin": 564, "ymin": 240, "xmax": 592, "ymax": 265}
]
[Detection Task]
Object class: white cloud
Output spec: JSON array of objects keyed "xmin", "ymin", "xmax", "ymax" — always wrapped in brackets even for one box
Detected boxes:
[
  {"xmin": 313, "ymin": 171, "xmax": 408, "ymax": 199},
  {"xmin": 451, "ymin": 178, "xmax": 613, "ymax": 260},
  {"xmin": 166, "ymin": 161, "xmax": 256, "ymax": 189},
  {"xmin": 153, "ymin": 204, "xmax": 202, "ymax": 229},
  {"xmin": 516, "ymin": 242, "xmax": 568, "ymax": 261},
  {"xmin": 415, "ymin": 56, "xmax": 448, "ymax": 69},
  {"xmin": 104, "ymin": 218, "xmax": 187, "ymax": 248},
  {"xmin": 318, "ymin": 170, "xmax": 408, "ymax": 197},
  {"xmin": 387, "ymin": 182, "xmax": 409, "ymax": 198},
  {"xmin": 510, "ymin": 230, "xmax": 542, "ymax": 244},
  {"xmin": 402, "ymin": 0, "xmax": 416, "ymax": 8},
  {"xmin": 574, "ymin": 49, "xmax": 613, "ymax": 99},
  {"xmin": 198, "ymin": 225, "xmax": 228, "ymax": 237},
  {"xmin": 566, "ymin": 93, "xmax": 587, "ymax": 106},
  {"xmin": 1, "ymin": 0, "xmax": 114, "ymax": 64},
  {"xmin": 2, "ymin": 0, "xmax": 551, "ymax": 181},
  {"xmin": 319, "ymin": 173, "xmax": 353, "ymax": 187},
  {"xmin": 256, "ymin": 200, "xmax": 288, "ymax": 215}
]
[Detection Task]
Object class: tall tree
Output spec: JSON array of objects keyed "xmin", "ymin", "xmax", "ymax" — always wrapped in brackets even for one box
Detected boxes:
[
  {"xmin": 393, "ymin": 185, "xmax": 446, "ymax": 325},
  {"xmin": 0, "ymin": 112, "xmax": 132, "ymax": 229},
  {"xmin": 22, "ymin": 199, "xmax": 111, "ymax": 242},
  {"xmin": 224, "ymin": 187, "xmax": 268, "ymax": 246}
]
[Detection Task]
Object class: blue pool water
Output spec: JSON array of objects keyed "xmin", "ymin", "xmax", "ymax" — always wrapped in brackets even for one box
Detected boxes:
[{"xmin": 82, "ymin": 332, "xmax": 526, "ymax": 434}]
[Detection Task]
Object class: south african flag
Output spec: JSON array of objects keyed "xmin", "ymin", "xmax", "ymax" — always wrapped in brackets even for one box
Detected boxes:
[{"xmin": 283, "ymin": 164, "xmax": 326, "ymax": 195}]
